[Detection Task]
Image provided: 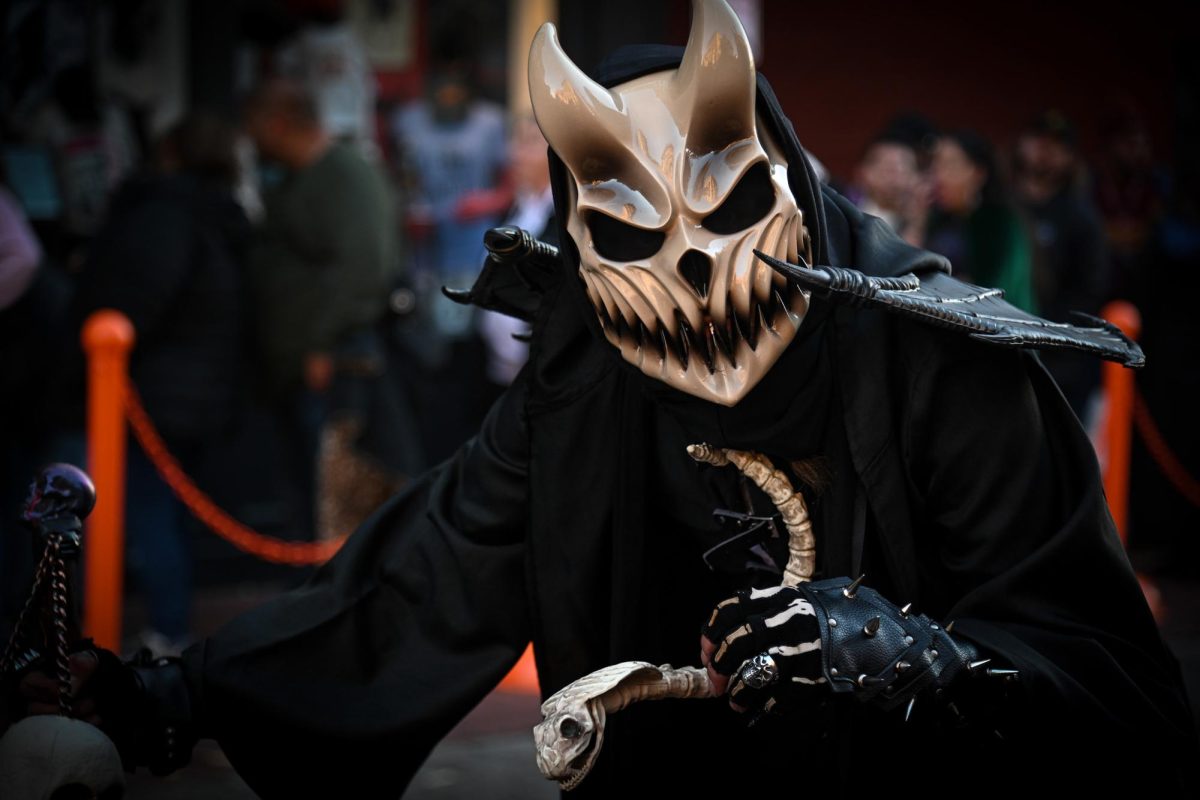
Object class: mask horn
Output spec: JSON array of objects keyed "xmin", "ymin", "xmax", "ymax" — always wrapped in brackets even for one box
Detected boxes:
[
  {"xmin": 528, "ymin": 23, "xmax": 629, "ymax": 182},
  {"xmin": 676, "ymin": 0, "xmax": 758, "ymax": 153}
]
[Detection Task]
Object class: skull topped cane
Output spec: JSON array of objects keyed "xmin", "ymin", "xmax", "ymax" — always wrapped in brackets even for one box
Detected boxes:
[
  {"xmin": 1, "ymin": 463, "xmax": 96, "ymax": 706},
  {"xmin": 0, "ymin": 465, "xmax": 128, "ymax": 800}
]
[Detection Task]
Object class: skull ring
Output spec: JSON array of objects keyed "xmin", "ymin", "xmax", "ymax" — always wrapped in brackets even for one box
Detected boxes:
[{"xmin": 739, "ymin": 653, "xmax": 780, "ymax": 689}]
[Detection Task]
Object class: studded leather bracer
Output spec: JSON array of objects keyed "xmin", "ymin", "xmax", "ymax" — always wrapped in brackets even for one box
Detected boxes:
[{"xmin": 797, "ymin": 576, "xmax": 994, "ymax": 714}]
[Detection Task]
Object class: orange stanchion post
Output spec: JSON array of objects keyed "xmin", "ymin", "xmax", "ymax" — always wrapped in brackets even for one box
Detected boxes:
[
  {"xmin": 81, "ymin": 310, "xmax": 136, "ymax": 651},
  {"xmin": 1101, "ymin": 301, "xmax": 1141, "ymax": 544}
]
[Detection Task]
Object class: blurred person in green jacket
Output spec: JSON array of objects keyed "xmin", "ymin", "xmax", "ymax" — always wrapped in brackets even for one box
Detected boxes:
[
  {"xmin": 244, "ymin": 78, "xmax": 401, "ymax": 535},
  {"xmin": 922, "ymin": 130, "xmax": 1036, "ymax": 313}
]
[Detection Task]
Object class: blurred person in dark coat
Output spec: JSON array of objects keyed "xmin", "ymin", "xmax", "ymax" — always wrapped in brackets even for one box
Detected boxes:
[
  {"xmin": 73, "ymin": 112, "xmax": 250, "ymax": 653},
  {"xmin": 1015, "ymin": 111, "xmax": 1110, "ymax": 418},
  {"xmin": 243, "ymin": 78, "xmax": 401, "ymax": 538}
]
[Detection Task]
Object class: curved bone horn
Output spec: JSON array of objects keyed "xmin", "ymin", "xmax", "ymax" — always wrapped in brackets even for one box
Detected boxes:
[
  {"xmin": 528, "ymin": 23, "xmax": 629, "ymax": 181},
  {"xmin": 676, "ymin": 0, "xmax": 758, "ymax": 153}
]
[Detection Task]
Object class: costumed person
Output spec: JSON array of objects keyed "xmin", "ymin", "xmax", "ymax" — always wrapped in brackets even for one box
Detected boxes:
[{"xmin": 5, "ymin": 1, "xmax": 1195, "ymax": 796}]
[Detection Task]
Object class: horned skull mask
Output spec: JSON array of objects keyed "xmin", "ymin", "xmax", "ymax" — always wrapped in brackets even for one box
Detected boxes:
[{"xmin": 529, "ymin": 0, "xmax": 812, "ymax": 406}]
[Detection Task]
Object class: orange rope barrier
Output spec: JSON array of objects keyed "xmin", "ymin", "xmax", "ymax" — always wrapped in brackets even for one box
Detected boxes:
[
  {"xmin": 124, "ymin": 385, "xmax": 348, "ymax": 566},
  {"xmin": 1133, "ymin": 389, "xmax": 1200, "ymax": 508}
]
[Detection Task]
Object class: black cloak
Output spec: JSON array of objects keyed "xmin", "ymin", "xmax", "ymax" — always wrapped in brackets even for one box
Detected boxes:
[{"xmin": 179, "ymin": 48, "xmax": 1196, "ymax": 796}]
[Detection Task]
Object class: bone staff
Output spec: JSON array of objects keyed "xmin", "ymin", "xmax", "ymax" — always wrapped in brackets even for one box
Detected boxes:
[
  {"xmin": 686, "ymin": 444, "xmax": 815, "ymax": 585},
  {"xmin": 533, "ymin": 444, "xmax": 814, "ymax": 789}
]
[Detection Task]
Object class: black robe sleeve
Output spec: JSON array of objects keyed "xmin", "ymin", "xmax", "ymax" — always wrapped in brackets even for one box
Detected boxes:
[
  {"xmin": 901, "ymin": 328, "xmax": 1196, "ymax": 788},
  {"xmin": 179, "ymin": 372, "xmax": 532, "ymax": 799}
]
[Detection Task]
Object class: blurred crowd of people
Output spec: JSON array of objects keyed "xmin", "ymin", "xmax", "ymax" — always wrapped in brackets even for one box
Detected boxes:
[
  {"xmin": 841, "ymin": 107, "xmax": 1166, "ymax": 417},
  {"xmin": 0, "ymin": 13, "xmax": 1193, "ymax": 656},
  {"xmin": 0, "ymin": 15, "xmax": 550, "ymax": 656}
]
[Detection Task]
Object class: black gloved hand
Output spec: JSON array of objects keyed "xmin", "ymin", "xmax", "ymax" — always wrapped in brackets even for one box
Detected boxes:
[
  {"xmin": 702, "ymin": 577, "xmax": 1004, "ymax": 719},
  {"xmin": 10, "ymin": 641, "xmax": 195, "ymax": 775},
  {"xmin": 700, "ymin": 585, "xmax": 824, "ymax": 714},
  {"xmin": 11, "ymin": 640, "xmax": 110, "ymax": 726}
]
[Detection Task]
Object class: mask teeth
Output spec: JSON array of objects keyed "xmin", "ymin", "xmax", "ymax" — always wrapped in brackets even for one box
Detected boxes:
[
  {"xmin": 744, "ymin": 284, "xmax": 793, "ymax": 351},
  {"xmin": 786, "ymin": 278, "xmax": 803, "ymax": 308},
  {"xmin": 675, "ymin": 310, "xmax": 712, "ymax": 373},
  {"xmin": 700, "ymin": 325, "xmax": 717, "ymax": 373},
  {"xmin": 674, "ymin": 310, "xmax": 692, "ymax": 367},
  {"xmin": 720, "ymin": 317, "xmax": 739, "ymax": 367},
  {"xmin": 732, "ymin": 309, "xmax": 756, "ymax": 351},
  {"xmin": 613, "ymin": 312, "xmax": 634, "ymax": 345},
  {"xmin": 772, "ymin": 226, "xmax": 790, "ymax": 290},
  {"xmin": 753, "ymin": 214, "xmax": 784, "ymax": 305},
  {"xmin": 638, "ymin": 319, "xmax": 666, "ymax": 360},
  {"xmin": 757, "ymin": 302, "xmax": 773, "ymax": 337},
  {"xmin": 704, "ymin": 320, "xmax": 736, "ymax": 371},
  {"xmin": 771, "ymin": 288, "xmax": 789, "ymax": 321}
]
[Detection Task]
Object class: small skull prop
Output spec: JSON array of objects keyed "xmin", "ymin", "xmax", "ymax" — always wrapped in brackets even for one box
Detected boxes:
[
  {"xmin": 529, "ymin": 0, "xmax": 813, "ymax": 406},
  {"xmin": 0, "ymin": 715, "xmax": 125, "ymax": 800},
  {"xmin": 22, "ymin": 465, "xmax": 97, "ymax": 527}
]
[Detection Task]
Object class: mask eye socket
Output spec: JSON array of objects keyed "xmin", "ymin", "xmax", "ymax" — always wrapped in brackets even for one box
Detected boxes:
[
  {"xmin": 701, "ymin": 162, "xmax": 776, "ymax": 235},
  {"xmin": 586, "ymin": 212, "xmax": 665, "ymax": 262}
]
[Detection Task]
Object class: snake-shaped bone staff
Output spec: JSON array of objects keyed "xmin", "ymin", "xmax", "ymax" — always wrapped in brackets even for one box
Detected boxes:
[{"xmin": 533, "ymin": 444, "xmax": 814, "ymax": 789}]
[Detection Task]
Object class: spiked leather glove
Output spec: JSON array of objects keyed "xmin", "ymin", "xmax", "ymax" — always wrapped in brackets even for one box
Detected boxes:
[
  {"xmin": 702, "ymin": 585, "xmax": 825, "ymax": 714},
  {"xmin": 703, "ymin": 577, "xmax": 1010, "ymax": 719}
]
